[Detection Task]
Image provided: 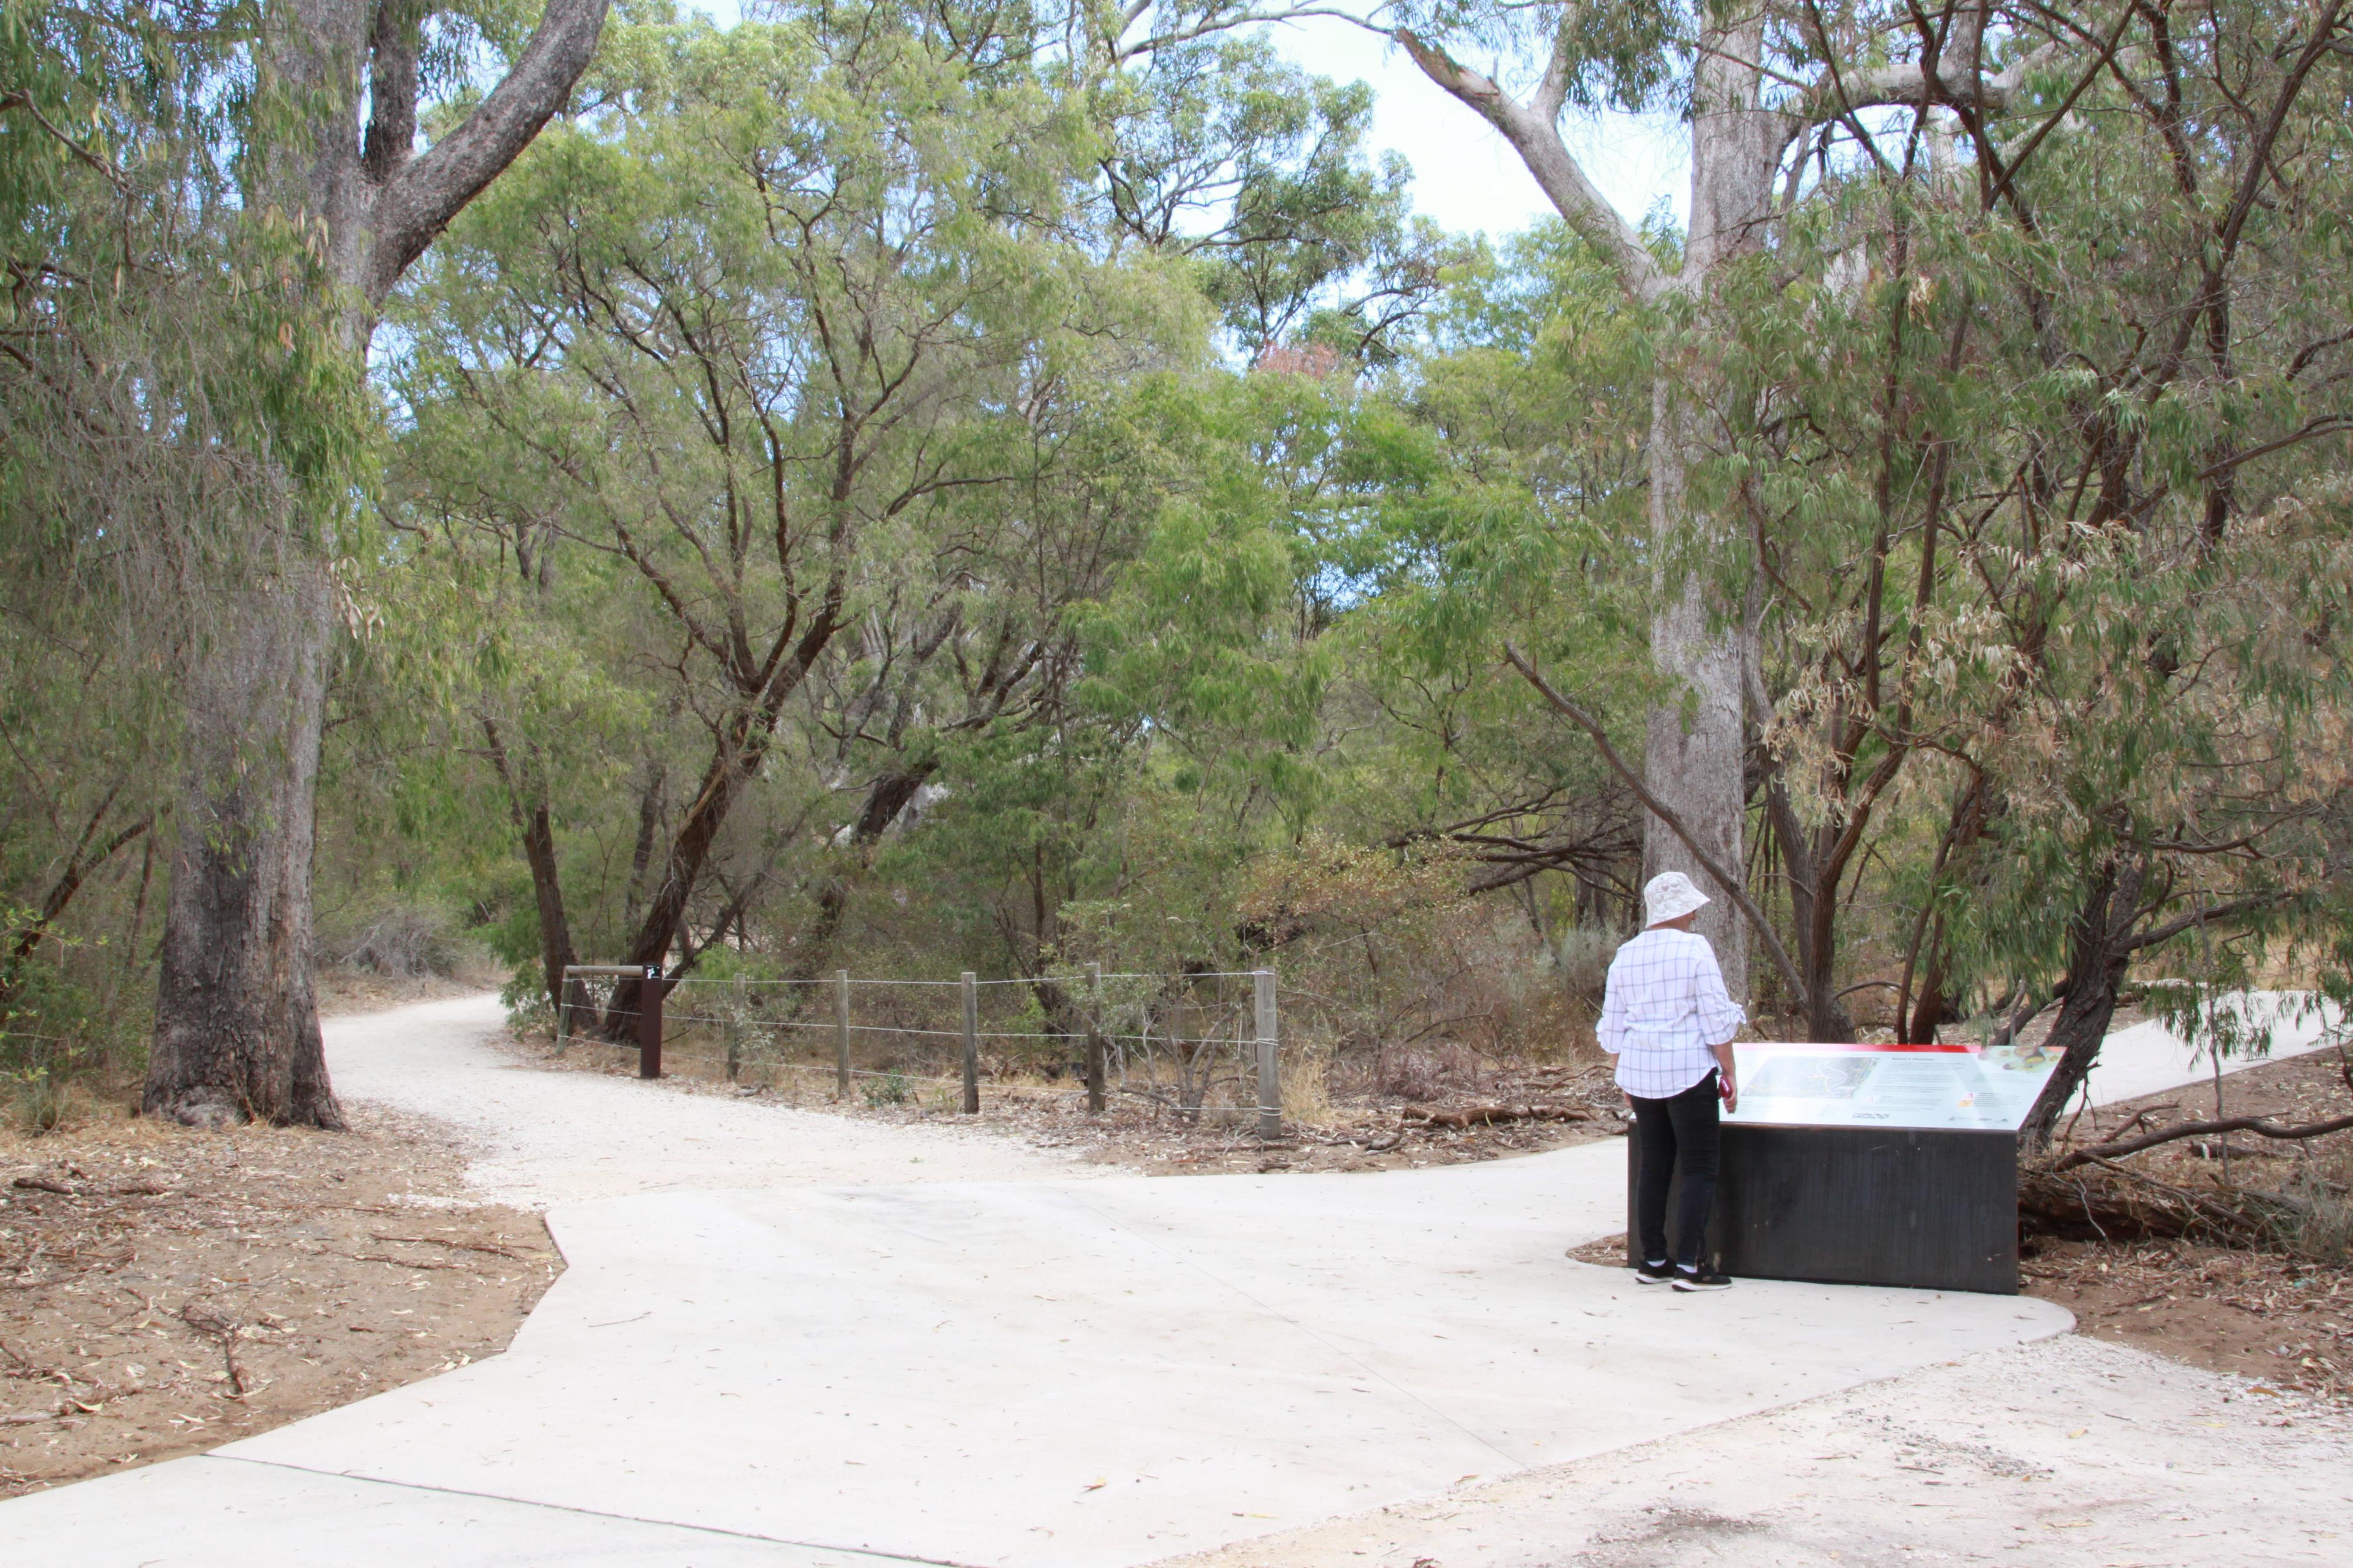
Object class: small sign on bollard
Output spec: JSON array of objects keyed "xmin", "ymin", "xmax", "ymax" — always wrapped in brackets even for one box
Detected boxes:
[{"xmin": 638, "ymin": 964, "xmax": 666, "ymax": 1079}]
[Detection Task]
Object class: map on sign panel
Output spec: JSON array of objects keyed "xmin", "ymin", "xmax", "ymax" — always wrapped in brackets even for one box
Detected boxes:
[{"xmin": 1725, "ymin": 1040, "xmax": 2061, "ymax": 1132}]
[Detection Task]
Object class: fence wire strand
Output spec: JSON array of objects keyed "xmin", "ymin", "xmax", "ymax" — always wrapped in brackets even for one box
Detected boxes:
[{"xmin": 556, "ymin": 965, "xmax": 1280, "ymax": 1124}]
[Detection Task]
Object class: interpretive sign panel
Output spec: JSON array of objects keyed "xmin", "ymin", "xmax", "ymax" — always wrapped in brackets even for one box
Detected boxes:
[
  {"xmin": 1625, "ymin": 1037, "xmax": 2058, "ymax": 1293},
  {"xmin": 1725, "ymin": 1039, "xmax": 2060, "ymax": 1133}
]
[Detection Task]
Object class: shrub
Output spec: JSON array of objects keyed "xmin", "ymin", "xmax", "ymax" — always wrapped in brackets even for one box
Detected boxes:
[
  {"xmin": 331, "ymin": 907, "xmax": 459, "ymax": 977},
  {"xmin": 2275, "ymin": 1148, "xmax": 2353, "ymax": 1265},
  {"xmin": 11, "ymin": 1071, "xmax": 73, "ymax": 1135}
]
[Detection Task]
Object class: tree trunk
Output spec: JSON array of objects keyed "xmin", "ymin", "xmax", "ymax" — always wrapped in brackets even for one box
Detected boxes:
[
  {"xmin": 1759, "ymin": 762, "xmax": 1857, "ymax": 1040},
  {"xmin": 1899, "ymin": 772, "xmax": 2000, "ymax": 1042},
  {"xmin": 146, "ymin": 569, "xmax": 345, "ymax": 1128},
  {"xmin": 1902, "ymin": 932, "xmax": 1953, "ymax": 1045},
  {"xmin": 1643, "ymin": 391, "xmax": 1753, "ymax": 1000},
  {"xmin": 789, "ymin": 764, "xmax": 935, "ymax": 987},
  {"xmin": 1395, "ymin": 17, "xmax": 1784, "ymax": 1005},
  {"xmin": 1634, "ymin": 17, "xmax": 1782, "ymax": 1005},
  {"xmin": 142, "ymin": 0, "xmax": 608, "ymax": 1126},
  {"xmin": 482, "ymin": 716, "xmax": 579, "ymax": 1009},
  {"xmin": 621, "ymin": 755, "xmax": 666, "ymax": 935},
  {"xmin": 2018, "ymin": 856, "xmax": 2146, "ymax": 1152},
  {"xmin": 518, "ymin": 800, "xmax": 578, "ymax": 1010},
  {"xmin": 1644, "ymin": 585, "xmax": 1751, "ymax": 992}
]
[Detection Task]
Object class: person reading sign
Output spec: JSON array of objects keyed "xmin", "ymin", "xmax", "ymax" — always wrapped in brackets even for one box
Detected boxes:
[{"xmin": 1597, "ymin": 872, "xmax": 1747, "ymax": 1291}]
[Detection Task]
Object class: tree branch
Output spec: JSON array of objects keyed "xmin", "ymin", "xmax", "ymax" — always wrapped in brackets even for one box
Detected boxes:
[
  {"xmin": 1392, "ymin": 30, "xmax": 1665, "ymax": 302},
  {"xmin": 2054, "ymin": 1110, "xmax": 2353, "ymax": 1171},
  {"xmin": 1504, "ymin": 643, "xmax": 1808, "ymax": 1005},
  {"xmin": 361, "ymin": 0, "xmax": 425, "ymax": 186},
  {"xmin": 2124, "ymin": 892, "xmax": 2293, "ymax": 955},
  {"xmin": 1804, "ymin": 31, "xmax": 2056, "ymax": 122},
  {"xmin": 365, "ymin": 0, "xmax": 612, "ymax": 303}
]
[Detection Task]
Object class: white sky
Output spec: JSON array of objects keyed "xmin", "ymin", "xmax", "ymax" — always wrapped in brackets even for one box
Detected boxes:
[
  {"xmin": 1251, "ymin": 15, "xmax": 1689, "ymax": 241},
  {"xmin": 684, "ymin": 4, "xmax": 1690, "ymax": 242}
]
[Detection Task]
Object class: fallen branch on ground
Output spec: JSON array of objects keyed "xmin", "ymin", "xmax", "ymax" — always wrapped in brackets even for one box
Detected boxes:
[
  {"xmin": 174, "ymin": 1304, "xmax": 246, "ymax": 1398},
  {"xmin": 1401, "ymin": 1102, "xmax": 1595, "ymax": 1130},
  {"xmin": 10, "ymin": 1176, "xmax": 172, "ymax": 1198},
  {"xmin": 2055, "ymin": 1111, "xmax": 2353, "ymax": 1171},
  {"xmin": 1298, "ymin": 1127, "xmax": 1407, "ymax": 1152},
  {"xmin": 2018, "ymin": 1155, "xmax": 2316, "ymax": 1247},
  {"xmin": 348, "ymin": 1251, "xmax": 475, "ymax": 1272},
  {"xmin": 367, "ymin": 1233, "xmax": 522, "ymax": 1259}
]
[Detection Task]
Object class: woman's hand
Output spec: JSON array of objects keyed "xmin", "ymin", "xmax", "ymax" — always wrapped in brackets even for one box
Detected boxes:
[{"xmin": 1711, "ymin": 1040, "xmax": 1739, "ymax": 1112}]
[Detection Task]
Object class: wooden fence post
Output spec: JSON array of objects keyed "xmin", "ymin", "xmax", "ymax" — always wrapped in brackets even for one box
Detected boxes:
[
  {"xmin": 961, "ymin": 971, "xmax": 980, "ymax": 1115},
  {"xmin": 1254, "ymin": 969, "xmax": 1280, "ymax": 1142},
  {"xmin": 556, "ymin": 969, "xmax": 573, "ymax": 1056},
  {"xmin": 834, "ymin": 970, "xmax": 851, "ymax": 1100},
  {"xmin": 726, "ymin": 973, "xmax": 746, "ymax": 1082},
  {"xmin": 1085, "ymin": 961, "xmax": 1106, "ymax": 1114}
]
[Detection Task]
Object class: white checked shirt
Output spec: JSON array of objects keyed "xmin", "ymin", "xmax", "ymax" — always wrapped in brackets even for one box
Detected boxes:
[{"xmin": 1597, "ymin": 928, "xmax": 1747, "ymax": 1099}]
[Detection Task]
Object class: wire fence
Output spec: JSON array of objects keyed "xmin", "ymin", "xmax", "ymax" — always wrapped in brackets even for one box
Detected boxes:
[{"xmin": 555, "ymin": 965, "xmax": 1288, "ymax": 1134}]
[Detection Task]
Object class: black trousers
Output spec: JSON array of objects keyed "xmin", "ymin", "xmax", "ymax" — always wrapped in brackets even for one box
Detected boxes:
[{"xmin": 1631, "ymin": 1070, "xmax": 1721, "ymax": 1268}]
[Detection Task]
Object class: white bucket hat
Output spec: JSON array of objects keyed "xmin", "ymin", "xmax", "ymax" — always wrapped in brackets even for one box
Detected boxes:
[{"xmin": 1643, "ymin": 870, "xmax": 1711, "ymax": 926}]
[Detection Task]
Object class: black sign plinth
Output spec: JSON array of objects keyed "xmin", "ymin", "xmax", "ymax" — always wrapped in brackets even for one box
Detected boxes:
[{"xmin": 1622, "ymin": 1122, "xmax": 2020, "ymax": 1295}]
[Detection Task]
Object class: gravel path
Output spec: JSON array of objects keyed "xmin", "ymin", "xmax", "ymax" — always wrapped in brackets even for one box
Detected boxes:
[{"xmin": 324, "ymin": 993, "xmax": 1105, "ymax": 1207}]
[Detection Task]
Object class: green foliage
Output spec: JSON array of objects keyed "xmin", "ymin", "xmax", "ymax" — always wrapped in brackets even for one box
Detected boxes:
[
  {"xmin": 0, "ymin": 0, "xmax": 373, "ymax": 1090},
  {"xmin": 13, "ymin": 0, "xmax": 2352, "ymax": 1093}
]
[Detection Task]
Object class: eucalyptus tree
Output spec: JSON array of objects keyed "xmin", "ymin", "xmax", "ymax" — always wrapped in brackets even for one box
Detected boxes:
[
  {"xmin": 0, "ymin": 3, "xmax": 212, "ymax": 1053},
  {"xmin": 110, "ymin": 0, "xmax": 610, "ymax": 1127},
  {"xmin": 1097, "ymin": 31, "xmax": 1461, "ymax": 360},
  {"xmin": 4, "ymin": 1, "xmax": 603, "ymax": 1115},
  {"xmin": 1315, "ymin": 0, "xmax": 2064, "ymax": 997},
  {"xmin": 392, "ymin": 5, "xmax": 1209, "ymax": 1022},
  {"xmin": 1861, "ymin": 0, "xmax": 2353, "ymax": 1139}
]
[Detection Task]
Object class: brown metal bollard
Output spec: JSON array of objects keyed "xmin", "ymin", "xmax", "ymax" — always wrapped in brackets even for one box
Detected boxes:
[{"xmin": 638, "ymin": 965, "xmax": 666, "ymax": 1079}]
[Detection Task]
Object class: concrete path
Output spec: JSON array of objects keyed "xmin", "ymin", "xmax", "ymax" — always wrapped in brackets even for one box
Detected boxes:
[
  {"xmin": 1152, "ymin": 1333, "xmax": 2353, "ymax": 1567},
  {"xmin": 0, "ymin": 1146, "xmax": 2067, "ymax": 1566},
  {"xmin": 327, "ymin": 995, "xmax": 1103, "ymax": 1207},
  {"xmin": 2083, "ymin": 989, "xmax": 2344, "ymax": 1107},
  {"xmin": 5, "ymin": 991, "xmax": 2328, "ymax": 1566}
]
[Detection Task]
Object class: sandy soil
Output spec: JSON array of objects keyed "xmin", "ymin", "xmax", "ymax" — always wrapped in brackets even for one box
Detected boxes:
[
  {"xmin": 2017, "ymin": 1046, "xmax": 2353, "ymax": 1402},
  {"xmin": 0, "ymin": 1103, "xmax": 557, "ymax": 1500}
]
